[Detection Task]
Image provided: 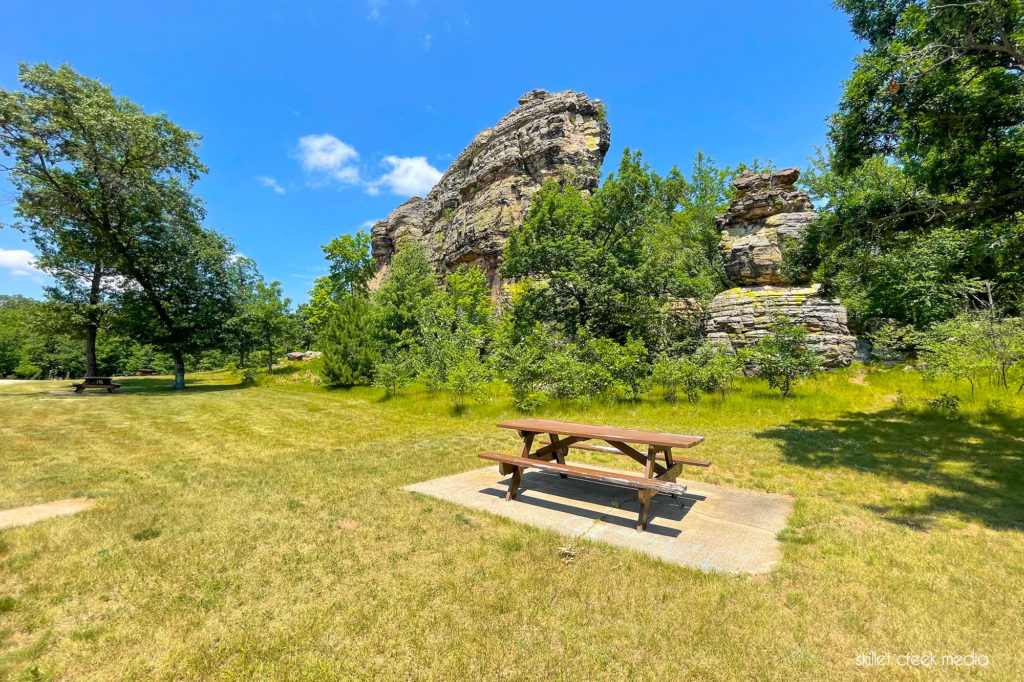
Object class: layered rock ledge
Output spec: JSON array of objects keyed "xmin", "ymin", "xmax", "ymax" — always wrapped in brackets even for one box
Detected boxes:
[
  {"xmin": 715, "ymin": 167, "xmax": 816, "ymax": 286},
  {"xmin": 705, "ymin": 168, "xmax": 856, "ymax": 368},
  {"xmin": 705, "ymin": 286, "xmax": 856, "ymax": 368},
  {"xmin": 370, "ymin": 89, "xmax": 610, "ymax": 295}
]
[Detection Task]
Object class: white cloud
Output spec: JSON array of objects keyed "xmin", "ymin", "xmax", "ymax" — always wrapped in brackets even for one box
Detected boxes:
[
  {"xmin": 291, "ymin": 135, "xmax": 442, "ymax": 197},
  {"xmin": 295, "ymin": 134, "xmax": 361, "ymax": 185},
  {"xmin": 422, "ymin": 33, "xmax": 432, "ymax": 51},
  {"xmin": 0, "ymin": 248, "xmax": 43, "ymax": 277},
  {"xmin": 372, "ymin": 156, "xmax": 442, "ymax": 196},
  {"xmin": 258, "ymin": 176, "xmax": 286, "ymax": 195}
]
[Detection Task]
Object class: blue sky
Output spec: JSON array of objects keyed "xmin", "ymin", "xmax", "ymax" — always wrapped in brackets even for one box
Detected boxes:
[{"xmin": 0, "ymin": 0, "xmax": 863, "ymax": 303}]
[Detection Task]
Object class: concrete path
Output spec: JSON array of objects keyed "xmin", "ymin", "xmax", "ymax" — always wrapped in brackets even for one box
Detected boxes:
[
  {"xmin": 0, "ymin": 499, "xmax": 96, "ymax": 530},
  {"xmin": 405, "ymin": 466, "xmax": 794, "ymax": 574}
]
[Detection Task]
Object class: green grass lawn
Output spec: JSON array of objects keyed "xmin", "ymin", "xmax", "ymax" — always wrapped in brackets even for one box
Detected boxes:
[{"xmin": 1, "ymin": 366, "xmax": 1022, "ymax": 680}]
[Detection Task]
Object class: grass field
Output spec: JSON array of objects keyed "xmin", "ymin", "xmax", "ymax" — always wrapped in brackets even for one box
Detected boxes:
[{"xmin": 1, "ymin": 366, "xmax": 1022, "ymax": 680}]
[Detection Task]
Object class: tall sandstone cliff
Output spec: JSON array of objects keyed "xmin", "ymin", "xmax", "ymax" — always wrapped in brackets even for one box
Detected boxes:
[
  {"xmin": 704, "ymin": 169, "xmax": 857, "ymax": 368},
  {"xmin": 370, "ymin": 89, "xmax": 611, "ymax": 296}
]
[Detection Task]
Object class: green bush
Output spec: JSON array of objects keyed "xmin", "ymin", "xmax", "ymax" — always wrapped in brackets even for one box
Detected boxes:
[
  {"xmin": 13, "ymin": 357, "xmax": 41, "ymax": 379},
  {"xmin": 495, "ymin": 326, "xmax": 652, "ymax": 407},
  {"xmin": 494, "ymin": 324, "xmax": 558, "ymax": 410},
  {"xmin": 372, "ymin": 352, "xmax": 416, "ymax": 396},
  {"xmin": 745, "ymin": 316, "xmax": 822, "ymax": 396},
  {"xmin": 416, "ymin": 288, "xmax": 491, "ymax": 405},
  {"xmin": 576, "ymin": 334, "xmax": 650, "ymax": 401},
  {"xmin": 927, "ymin": 392, "xmax": 961, "ymax": 415},
  {"xmin": 651, "ymin": 354, "xmax": 699, "ymax": 402},
  {"xmin": 651, "ymin": 343, "xmax": 742, "ymax": 403}
]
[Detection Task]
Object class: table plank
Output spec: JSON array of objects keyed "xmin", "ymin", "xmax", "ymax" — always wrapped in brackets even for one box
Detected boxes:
[{"xmin": 497, "ymin": 418, "xmax": 704, "ymax": 449}]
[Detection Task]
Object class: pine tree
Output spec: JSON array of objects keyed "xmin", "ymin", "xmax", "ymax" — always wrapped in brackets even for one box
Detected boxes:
[{"xmin": 321, "ymin": 293, "xmax": 377, "ymax": 386}]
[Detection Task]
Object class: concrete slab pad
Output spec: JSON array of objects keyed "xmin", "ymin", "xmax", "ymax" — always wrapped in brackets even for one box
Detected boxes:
[
  {"xmin": 0, "ymin": 498, "xmax": 97, "ymax": 530},
  {"xmin": 405, "ymin": 466, "xmax": 794, "ymax": 574}
]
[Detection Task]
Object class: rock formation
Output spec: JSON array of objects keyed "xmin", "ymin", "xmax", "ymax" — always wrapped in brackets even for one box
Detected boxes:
[
  {"xmin": 704, "ymin": 168, "xmax": 856, "ymax": 367},
  {"xmin": 370, "ymin": 89, "xmax": 610, "ymax": 296}
]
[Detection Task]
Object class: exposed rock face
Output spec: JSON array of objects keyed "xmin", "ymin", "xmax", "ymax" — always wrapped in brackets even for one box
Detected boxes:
[
  {"xmin": 715, "ymin": 168, "xmax": 816, "ymax": 285},
  {"xmin": 705, "ymin": 286, "xmax": 856, "ymax": 368},
  {"xmin": 370, "ymin": 89, "xmax": 610, "ymax": 295},
  {"xmin": 705, "ymin": 168, "xmax": 856, "ymax": 368}
]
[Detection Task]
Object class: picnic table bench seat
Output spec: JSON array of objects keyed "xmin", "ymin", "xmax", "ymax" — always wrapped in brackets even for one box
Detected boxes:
[
  {"xmin": 479, "ymin": 452, "xmax": 687, "ymax": 497},
  {"xmin": 480, "ymin": 418, "xmax": 709, "ymax": 531}
]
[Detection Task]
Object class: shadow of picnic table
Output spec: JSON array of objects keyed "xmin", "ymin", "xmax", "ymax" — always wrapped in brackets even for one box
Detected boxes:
[{"xmin": 756, "ymin": 407, "xmax": 1024, "ymax": 531}]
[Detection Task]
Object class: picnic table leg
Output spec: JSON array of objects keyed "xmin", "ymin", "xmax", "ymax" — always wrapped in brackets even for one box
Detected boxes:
[
  {"xmin": 549, "ymin": 432, "xmax": 568, "ymax": 478},
  {"xmin": 637, "ymin": 489, "xmax": 654, "ymax": 531},
  {"xmin": 663, "ymin": 448, "xmax": 678, "ymax": 497},
  {"xmin": 644, "ymin": 445, "xmax": 658, "ymax": 479},
  {"xmin": 506, "ymin": 466, "xmax": 523, "ymax": 501},
  {"xmin": 501, "ymin": 432, "xmax": 535, "ymax": 476}
]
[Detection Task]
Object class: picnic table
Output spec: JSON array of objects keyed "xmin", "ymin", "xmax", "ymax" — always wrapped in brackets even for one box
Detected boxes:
[
  {"xmin": 479, "ymin": 418, "xmax": 710, "ymax": 531},
  {"xmin": 71, "ymin": 376, "xmax": 122, "ymax": 394}
]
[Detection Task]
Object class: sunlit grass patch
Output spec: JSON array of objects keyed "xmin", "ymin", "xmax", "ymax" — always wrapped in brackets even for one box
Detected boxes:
[{"xmin": 0, "ymin": 367, "xmax": 1022, "ymax": 679}]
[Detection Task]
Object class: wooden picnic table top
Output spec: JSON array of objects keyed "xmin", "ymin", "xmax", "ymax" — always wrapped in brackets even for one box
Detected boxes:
[{"xmin": 496, "ymin": 418, "xmax": 704, "ymax": 450}]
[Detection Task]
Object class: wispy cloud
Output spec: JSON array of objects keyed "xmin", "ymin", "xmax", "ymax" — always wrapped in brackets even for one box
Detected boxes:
[
  {"xmin": 422, "ymin": 33, "xmax": 432, "ymax": 51},
  {"xmin": 294, "ymin": 134, "xmax": 361, "ymax": 186},
  {"xmin": 0, "ymin": 248, "xmax": 44, "ymax": 278},
  {"xmin": 366, "ymin": 0, "xmax": 385, "ymax": 21},
  {"xmin": 258, "ymin": 176, "xmax": 286, "ymax": 195}
]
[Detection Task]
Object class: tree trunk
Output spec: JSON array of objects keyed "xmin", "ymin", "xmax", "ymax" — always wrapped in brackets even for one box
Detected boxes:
[
  {"xmin": 171, "ymin": 348, "xmax": 186, "ymax": 389},
  {"xmin": 267, "ymin": 341, "xmax": 274, "ymax": 373},
  {"xmin": 85, "ymin": 324, "xmax": 98, "ymax": 377},
  {"xmin": 84, "ymin": 262, "xmax": 102, "ymax": 376}
]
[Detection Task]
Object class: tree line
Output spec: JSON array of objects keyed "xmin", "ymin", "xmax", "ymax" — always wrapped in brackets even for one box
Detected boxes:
[{"xmin": 3, "ymin": 1, "xmax": 1024, "ymax": 396}]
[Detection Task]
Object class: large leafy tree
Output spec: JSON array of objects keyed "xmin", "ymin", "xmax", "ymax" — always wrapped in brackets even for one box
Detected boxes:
[
  {"xmin": 0, "ymin": 63, "xmax": 237, "ymax": 388},
  {"xmin": 372, "ymin": 240, "xmax": 437, "ymax": 352},
  {"xmin": 112, "ymin": 220, "xmax": 238, "ymax": 387},
  {"xmin": 305, "ymin": 230, "xmax": 375, "ymax": 333},
  {"xmin": 798, "ymin": 1, "xmax": 1024, "ymax": 329},
  {"xmin": 501, "ymin": 149, "xmax": 740, "ymax": 347},
  {"xmin": 222, "ymin": 256, "xmax": 263, "ymax": 367},
  {"xmin": 795, "ymin": 147, "xmax": 988, "ymax": 329},
  {"xmin": 0, "ymin": 295, "xmax": 37, "ymax": 377},
  {"xmin": 246, "ymin": 280, "xmax": 293, "ymax": 372},
  {"xmin": 35, "ymin": 265, "xmax": 118, "ymax": 377}
]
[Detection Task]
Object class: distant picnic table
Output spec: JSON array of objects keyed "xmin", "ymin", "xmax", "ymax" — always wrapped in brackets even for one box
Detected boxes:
[
  {"xmin": 479, "ymin": 418, "xmax": 710, "ymax": 532},
  {"xmin": 71, "ymin": 376, "xmax": 122, "ymax": 394}
]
